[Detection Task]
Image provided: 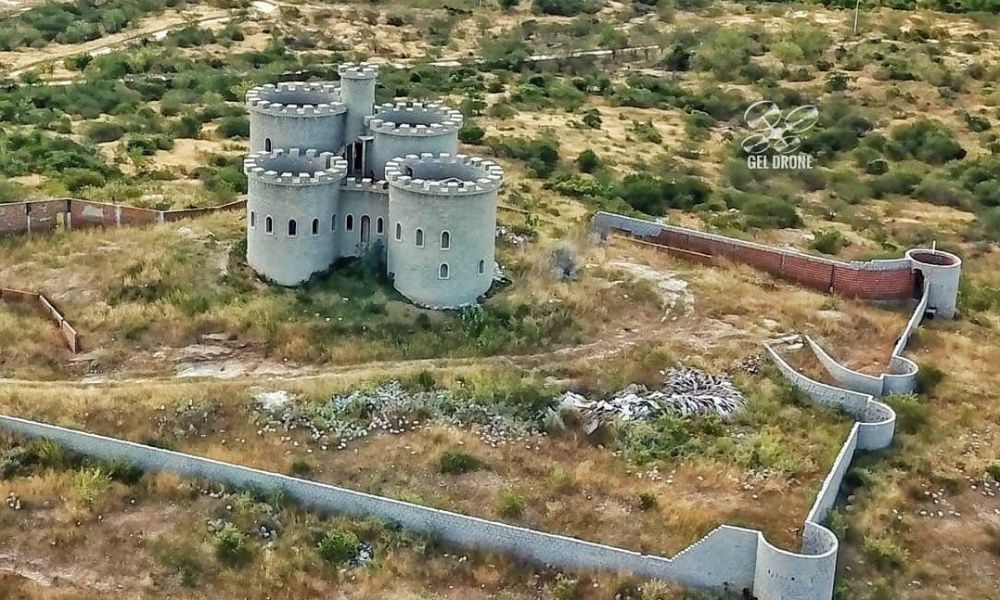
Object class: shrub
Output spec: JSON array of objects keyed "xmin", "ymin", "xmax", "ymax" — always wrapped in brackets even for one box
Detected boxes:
[
  {"xmin": 581, "ymin": 108, "xmax": 602, "ymax": 129},
  {"xmin": 0, "ymin": 178, "xmax": 27, "ymax": 204},
  {"xmin": 458, "ymin": 121, "xmax": 485, "ymax": 144},
  {"xmin": 890, "ymin": 120, "xmax": 966, "ymax": 164},
  {"xmin": 863, "ymin": 535, "xmax": 909, "ymax": 568},
  {"xmin": 289, "ymin": 459, "xmax": 312, "ymax": 476},
  {"xmin": 61, "ymin": 168, "xmax": 106, "ymax": 192},
  {"xmin": 84, "ymin": 121, "xmax": 125, "ymax": 143},
  {"xmin": 532, "ymin": 0, "xmax": 596, "ymax": 16},
  {"xmin": 869, "ymin": 169, "xmax": 923, "ymax": 198},
  {"xmin": 317, "ymin": 527, "xmax": 361, "ymax": 564},
  {"xmin": 497, "ymin": 489, "xmax": 526, "ymax": 517},
  {"xmin": 151, "ymin": 537, "xmax": 204, "ymax": 586},
  {"xmin": 915, "ymin": 364, "xmax": 944, "ymax": 394},
  {"xmin": 71, "ymin": 467, "xmax": 110, "ymax": 508},
  {"xmin": 883, "ymin": 393, "xmax": 929, "ymax": 434},
  {"xmin": 576, "ymin": 149, "xmax": 600, "ymax": 173},
  {"xmin": 739, "ymin": 195, "xmax": 802, "ymax": 229},
  {"xmin": 825, "ymin": 508, "xmax": 848, "ymax": 539},
  {"xmin": 438, "ymin": 449, "xmax": 484, "ymax": 474},
  {"xmin": 218, "ymin": 116, "xmax": 250, "ymax": 139},
  {"xmin": 637, "ymin": 492, "xmax": 658, "ymax": 511},
  {"xmin": 810, "ymin": 229, "xmax": 848, "ymax": 255},
  {"xmin": 213, "ymin": 523, "xmax": 250, "ymax": 566}
]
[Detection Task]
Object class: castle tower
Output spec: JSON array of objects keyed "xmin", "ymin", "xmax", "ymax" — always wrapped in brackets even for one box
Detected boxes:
[
  {"xmin": 365, "ymin": 101, "xmax": 463, "ymax": 179},
  {"xmin": 385, "ymin": 153, "xmax": 503, "ymax": 308},
  {"xmin": 338, "ymin": 63, "xmax": 379, "ymax": 169},
  {"xmin": 244, "ymin": 149, "xmax": 348, "ymax": 286},
  {"xmin": 246, "ymin": 82, "xmax": 347, "ymax": 153},
  {"xmin": 906, "ymin": 248, "xmax": 962, "ymax": 319}
]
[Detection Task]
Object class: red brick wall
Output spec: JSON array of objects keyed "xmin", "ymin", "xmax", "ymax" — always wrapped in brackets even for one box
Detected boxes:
[
  {"xmin": 119, "ymin": 206, "xmax": 160, "ymax": 226},
  {"xmin": 0, "ymin": 203, "xmax": 29, "ymax": 234},
  {"xmin": 639, "ymin": 226, "xmax": 914, "ymax": 301},
  {"xmin": 70, "ymin": 201, "xmax": 117, "ymax": 228}
]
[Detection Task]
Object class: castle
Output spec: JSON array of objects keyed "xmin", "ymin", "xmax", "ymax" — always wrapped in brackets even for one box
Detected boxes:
[{"xmin": 243, "ymin": 62, "xmax": 503, "ymax": 308}]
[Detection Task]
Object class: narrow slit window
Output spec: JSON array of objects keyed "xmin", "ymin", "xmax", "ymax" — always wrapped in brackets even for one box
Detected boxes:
[
  {"xmin": 395, "ymin": 222, "xmax": 402, "ymax": 241},
  {"xmin": 376, "ymin": 217, "xmax": 384, "ymax": 235},
  {"xmin": 331, "ymin": 214, "xmax": 337, "ymax": 231},
  {"xmin": 415, "ymin": 228, "xmax": 424, "ymax": 247},
  {"xmin": 288, "ymin": 219, "xmax": 297, "ymax": 237},
  {"xmin": 439, "ymin": 263, "xmax": 450, "ymax": 279},
  {"xmin": 441, "ymin": 231, "xmax": 451, "ymax": 250},
  {"xmin": 311, "ymin": 218, "xmax": 319, "ymax": 235},
  {"xmin": 265, "ymin": 216, "xmax": 273, "ymax": 234},
  {"xmin": 346, "ymin": 214, "xmax": 354, "ymax": 231},
  {"xmin": 250, "ymin": 211, "xmax": 256, "ymax": 229},
  {"xmin": 478, "ymin": 259, "xmax": 486, "ymax": 275}
]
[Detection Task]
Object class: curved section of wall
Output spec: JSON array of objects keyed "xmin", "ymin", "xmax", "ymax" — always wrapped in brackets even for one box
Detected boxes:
[
  {"xmin": 366, "ymin": 101, "xmax": 463, "ymax": 178},
  {"xmin": 754, "ymin": 523, "xmax": 837, "ymax": 600}
]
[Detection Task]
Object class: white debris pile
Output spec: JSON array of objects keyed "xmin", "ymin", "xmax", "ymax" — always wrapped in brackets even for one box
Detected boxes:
[
  {"xmin": 559, "ymin": 367, "xmax": 747, "ymax": 434},
  {"xmin": 496, "ymin": 225, "xmax": 529, "ymax": 246},
  {"xmin": 253, "ymin": 381, "xmax": 541, "ymax": 450}
]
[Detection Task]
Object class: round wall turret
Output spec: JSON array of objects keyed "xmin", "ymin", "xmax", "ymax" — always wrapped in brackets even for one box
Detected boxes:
[
  {"xmin": 245, "ymin": 149, "xmax": 348, "ymax": 286},
  {"xmin": 338, "ymin": 62, "xmax": 379, "ymax": 145},
  {"xmin": 906, "ymin": 248, "xmax": 962, "ymax": 319},
  {"xmin": 366, "ymin": 101, "xmax": 463, "ymax": 178},
  {"xmin": 247, "ymin": 82, "xmax": 347, "ymax": 153},
  {"xmin": 386, "ymin": 153, "xmax": 503, "ymax": 308}
]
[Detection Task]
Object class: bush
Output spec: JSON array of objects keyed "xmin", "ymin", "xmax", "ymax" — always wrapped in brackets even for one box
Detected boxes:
[
  {"xmin": 637, "ymin": 492, "xmax": 658, "ymax": 511},
  {"xmin": 84, "ymin": 121, "xmax": 125, "ymax": 143},
  {"xmin": 61, "ymin": 168, "xmax": 106, "ymax": 192},
  {"xmin": 289, "ymin": 459, "xmax": 312, "ymax": 476},
  {"xmin": 71, "ymin": 467, "xmax": 110, "ymax": 508},
  {"xmin": 890, "ymin": 120, "xmax": 966, "ymax": 164},
  {"xmin": 218, "ymin": 116, "xmax": 250, "ymax": 139},
  {"xmin": 810, "ymin": 229, "xmax": 848, "ymax": 255},
  {"xmin": 581, "ymin": 108, "xmax": 602, "ymax": 129},
  {"xmin": 864, "ymin": 535, "xmax": 909, "ymax": 568},
  {"xmin": 532, "ymin": 0, "xmax": 596, "ymax": 16},
  {"xmin": 915, "ymin": 364, "xmax": 944, "ymax": 394},
  {"xmin": 576, "ymin": 149, "xmax": 600, "ymax": 173},
  {"xmin": 213, "ymin": 523, "xmax": 250, "ymax": 566},
  {"xmin": 739, "ymin": 195, "xmax": 802, "ymax": 229},
  {"xmin": 438, "ymin": 449, "xmax": 484, "ymax": 474},
  {"xmin": 317, "ymin": 527, "xmax": 361, "ymax": 564},
  {"xmin": 883, "ymin": 393, "xmax": 929, "ymax": 434},
  {"xmin": 458, "ymin": 121, "xmax": 485, "ymax": 144},
  {"xmin": 488, "ymin": 135, "xmax": 559, "ymax": 178},
  {"xmin": 497, "ymin": 489, "xmax": 526, "ymax": 517}
]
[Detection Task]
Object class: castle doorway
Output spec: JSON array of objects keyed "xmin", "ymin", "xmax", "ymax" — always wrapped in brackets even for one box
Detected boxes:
[{"xmin": 360, "ymin": 215, "xmax": 371, "ymax": 244}]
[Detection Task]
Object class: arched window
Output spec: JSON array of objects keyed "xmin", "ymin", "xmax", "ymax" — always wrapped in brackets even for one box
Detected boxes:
[
  {"xmin": 415, "ymin": 228, "xmax": 424, "ymax": 247},
  {"xmin": 288, "ymin": 219, "xmax": 297, "ymax": 237},
  {"xmin": 264, "ymin": 138, "xmax": 272, "ymax": 152},
  {"xmin": 478, "ymin": 259, "xmax": 486, "ymax": 275},
  {"xmin": 439, "ymin": 263, "xmax": 450, "ymax": 280},
  {"xmin": 395, "ymin": 222, "xmax": 402, "ymax": 241},
  {"xmin": 311, "ymin": 218, "xmax": 319, "ymax": 235},
  {"xmin": 376, "ymin": 217, "xmax": 384, "ymax": 235},
  {"xmin": 440, "ymin": 231, "xmax": 451, "ymax": 250},
  {"xmin": 265, "ymin": 216, "xmax": 273, "ymax": 234},
  {"xmin": 249, "ymin": 211, "xmax": 256, "ymax": 229},
  {"xmin": 331, "ymin": 214, "xmax": 337, "ymax": 231},
  {"xmin": 346, "ymin": 214, "xmax": 354, "ymax": 231}
]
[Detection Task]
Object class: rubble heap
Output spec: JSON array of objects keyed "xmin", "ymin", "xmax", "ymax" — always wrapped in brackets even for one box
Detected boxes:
[
  {"xmin": 559, "ymin": 367, "xmax": 747, "ymax": 434},
  {"xmin": 253, "ymin": 381, "xmax": 541, "ymax": 450}
]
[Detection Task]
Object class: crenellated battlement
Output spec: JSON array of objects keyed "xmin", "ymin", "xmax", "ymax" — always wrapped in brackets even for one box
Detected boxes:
[
  {"xmin": 366, "ymin": 101, "xmax": 463, "ymax": 136},
  {"xmin": 341, "ymin": 177, "xmax": 390, "ymax": 193},
  {"xmin": 385, "ymin": 153, "xmax": 503, "ymax": 195},
  {"xmin": 246, "ymin": 81, "xmax": 347, "ymax": 117},
  {"xmin": 243, "ymin": 148, "xmax": 348, "ymax": 186},
  {"xmin": 338, "ymin": 62, "xmax": 379, "ymax": 80}
]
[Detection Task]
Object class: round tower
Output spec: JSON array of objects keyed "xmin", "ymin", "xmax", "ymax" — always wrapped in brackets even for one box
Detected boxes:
[
  {"xmin": 366, "ymin": 101, "xmax": 463, "ymax": 179},
  {"xmin": 244, "ymin": 149, "xmax": 348, "ymax": 286},
  {"xmin": 906, "ymin": 248, "xmax": 962, "ymax": 319},
  {"xmin": 385, "ymin": 153, "xmax": 503, "ymax": 308},
  {"xmin": 337, "ymin": 62, "xmax": 379, "ymax": 144},
  {"xmin": 246, "ymin": 82, "xmax": 347, "ymax": 153}
]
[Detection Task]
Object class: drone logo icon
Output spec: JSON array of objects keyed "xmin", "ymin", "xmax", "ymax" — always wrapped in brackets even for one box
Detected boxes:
[
  {"xmin": 741, "ymin": 100, "xmax": 820, "ymax": 155},
  {"xmin": 741, "ymin": 100, "xmax": 818, "ymax": 169}
]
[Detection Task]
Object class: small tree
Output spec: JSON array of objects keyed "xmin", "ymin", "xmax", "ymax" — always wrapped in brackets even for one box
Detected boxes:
[
  {"xmin": 317, "ymin": 527, "xmax": 361, "ymax": 564},
  {"xmin": 458, "ymin": 121, "xmax": 486, "ymax": 144}
]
